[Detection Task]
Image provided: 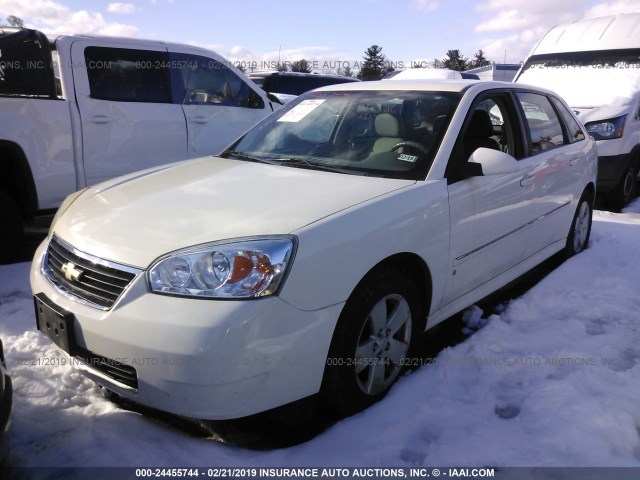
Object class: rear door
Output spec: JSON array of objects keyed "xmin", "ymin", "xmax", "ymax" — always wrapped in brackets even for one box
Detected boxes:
[
  {"xmin": 70, "ymin": 40, "xmax": 188, "ymax": 185},
  {"xmin": 168, "ymin": 49, "xmax": 272, "ymax": 157},
  {"xmin": 514, "ymin": 92, "xmax": 587, "ymax": 257}
]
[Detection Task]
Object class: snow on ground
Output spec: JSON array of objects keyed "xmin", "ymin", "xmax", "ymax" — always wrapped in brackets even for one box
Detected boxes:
[{"xmin": 2, "ymin": 201, "xmax": 640, "ymax": 472}]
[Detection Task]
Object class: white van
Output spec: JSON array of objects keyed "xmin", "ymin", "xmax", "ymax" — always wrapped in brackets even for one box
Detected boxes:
[{"xmin": 515, "ymin": 12, "xmax": 640, "ymax": 209}]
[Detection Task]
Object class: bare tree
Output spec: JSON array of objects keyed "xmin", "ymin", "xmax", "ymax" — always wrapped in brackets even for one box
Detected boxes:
[{"xmin": 6, "ymin": 15, "xmax": 25, "ymax": 27}]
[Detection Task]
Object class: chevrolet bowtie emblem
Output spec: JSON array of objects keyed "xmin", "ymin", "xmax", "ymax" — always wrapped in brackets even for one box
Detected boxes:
[{"xmin": 61, "ymin": 262, "xmax": 83, "ymax": 282}]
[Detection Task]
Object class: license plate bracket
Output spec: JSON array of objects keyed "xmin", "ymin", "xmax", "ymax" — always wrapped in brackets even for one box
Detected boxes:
[{"xmin": 34, "ymin": 293, "xmax": 79, "ymax": 356}]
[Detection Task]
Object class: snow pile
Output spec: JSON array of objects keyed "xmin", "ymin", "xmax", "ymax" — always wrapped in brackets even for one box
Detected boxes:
[{"xmin": 1, "ymin": 204, "xmax": 640, "ymax": 470}]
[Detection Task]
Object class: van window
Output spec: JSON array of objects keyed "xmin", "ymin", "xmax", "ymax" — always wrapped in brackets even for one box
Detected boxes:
[
  {"xmin": 84, "ymin": 47, "xmax": 171, "ymax": 103},
  {"xmin": 516, "ymin": 49, "xmax": 640, "ymax": 107},
  {"xmin": 550, "ymin": 96, "xmax": 585, "ymax": 143},
  {"xmin": 516, "ymin": 92, "xmax": 565, "ymax": 154},
  {"xmin": 169, "ymin": 53, "xmax": 264, "ymax": 109},
  {"xmin": 519, "ymin": 49, "xmax": 640, "ymax": 71}
]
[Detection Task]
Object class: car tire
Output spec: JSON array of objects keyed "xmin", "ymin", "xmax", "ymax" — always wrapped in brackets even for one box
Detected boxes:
[
  {"xmin": 608, "ymin": 160, "xmax": 638, "ymax": 211},
  {"xmin": 0, "ymin": 190, "xmax": 23, "ymax": 264},
  {"xmin": 321, "ymin": 268, "xmax": 423, "ymax": 416},
  {"xmin": 564, "ymin": 191, "xmax": 593, "ymax": 257}
]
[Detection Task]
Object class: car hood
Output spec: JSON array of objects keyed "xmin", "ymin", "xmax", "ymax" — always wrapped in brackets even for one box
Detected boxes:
[{"xmin": 53, "ymin": 156, "xmax": 415, "ymax": 268}]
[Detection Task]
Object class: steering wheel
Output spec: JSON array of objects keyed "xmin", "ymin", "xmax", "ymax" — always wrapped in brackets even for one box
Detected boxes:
[{"xmin": 390, "ymin": 141, "xmax": 430, "ymax": 156}]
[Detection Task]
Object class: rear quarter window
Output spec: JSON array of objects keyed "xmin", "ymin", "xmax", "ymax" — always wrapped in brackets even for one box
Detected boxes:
[{"xmin": 550, "ymin": 96, "xmax": 585, "ymax": 143}]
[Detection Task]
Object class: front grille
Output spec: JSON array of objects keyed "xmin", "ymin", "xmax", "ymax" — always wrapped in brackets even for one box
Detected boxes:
[
  {"xmin": 77, "ymin": 348, "xmax": 138, "ymax": 390},
  {"xmin": 45, "ymin": 236, "xmax": 139, "ymax": 309}
]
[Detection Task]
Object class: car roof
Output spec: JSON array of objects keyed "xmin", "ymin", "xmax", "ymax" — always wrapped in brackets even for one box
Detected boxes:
[
  {"xmin": 248, "ymin": 71, "xmax": 359, "ymax": 81},
  {"xmin": 315, "ymin": 79, "xmax": 527, "ymax": 93},
  {"xmin": 46, "ymin": 31, "xmax": 229, "ymax": 60}
]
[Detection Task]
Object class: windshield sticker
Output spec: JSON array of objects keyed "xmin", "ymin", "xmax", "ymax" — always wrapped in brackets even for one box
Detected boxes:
[
  {"xmin": 398, "ymin": 154, "xmax": 418, "ymax": 163},
  {"xmin": 277, "ymin": 99, "xmax": 326, "ymax": 123}
]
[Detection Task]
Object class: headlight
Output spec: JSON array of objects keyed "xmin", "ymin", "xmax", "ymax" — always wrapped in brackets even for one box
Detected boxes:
[
  {"xmin": 585, "ymin": 115, "xmax": 626, "ymax": 140},
  {"xmin": 148, "ymin": 237, "xmax": 296, "ymax": 299},
  {"xmin": 48, "ymin": 188, "xmax": 89, "ymax": 236}
]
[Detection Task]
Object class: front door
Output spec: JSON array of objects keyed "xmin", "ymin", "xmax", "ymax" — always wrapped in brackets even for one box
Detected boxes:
[
  {"xmin": 443, "ymin": 93, "xmax": 534, "ymax": 304},
  {"xmin": 71, "ymin": 41, "xmax": 188, "ymax": 185},
  {"xmin": 168, "ymin": 50, "xmax": 272, "ymax": 157}
]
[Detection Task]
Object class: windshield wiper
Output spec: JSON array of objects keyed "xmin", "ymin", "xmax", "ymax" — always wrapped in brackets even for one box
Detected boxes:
[
  {"xmin": 274, "ymin": 157, "xmax": 368, "ymax": 176},
  {"xmin": 219, "ymin": 150, "xmax": 279, "ymax": 165}
]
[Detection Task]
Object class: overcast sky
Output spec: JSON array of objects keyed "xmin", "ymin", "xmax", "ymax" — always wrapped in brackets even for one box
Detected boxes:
[{"xmin": 1, "ymin": 0, "xmax": 639, "ymax": 72}]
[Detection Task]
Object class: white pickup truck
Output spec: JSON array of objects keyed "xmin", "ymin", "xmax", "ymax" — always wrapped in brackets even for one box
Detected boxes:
[{"xmin": 0, "ymin": 27, "xmax": 278, "ymax": 262}]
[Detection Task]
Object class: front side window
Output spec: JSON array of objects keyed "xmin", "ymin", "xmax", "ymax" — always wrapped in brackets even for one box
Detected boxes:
[
  {"xmin": 85, "ymin": 47, "xmax": 171, "ymax": 103},
  {"xmin": 516, "ymin": 92, "xmax": 565, "ymax": 154},
  {"xmin": 170, "ymin": 53, "xmax": 264, "ymax": 109},
  {"xmin": 226, "ymin": 90, "xmax": 460, "ymax": 180},
  {"xmin": 446, "ymin": 92, "xmax": 521, "ymax": 183},
  {"xmin": 464, "ymin": 96, "xmax": 517, "ymax": 158}
]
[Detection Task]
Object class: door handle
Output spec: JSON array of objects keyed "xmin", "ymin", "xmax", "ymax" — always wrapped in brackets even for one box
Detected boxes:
[
  {"xmin": 189, "ymin": 116, "xmax": 209, "ymax": 124},
  {"xmin": 569, "ymin": 158, "xmax": 578, "ymax": 166},
  {"xmin": 520, "ymin": 175, "xmax": 534, "ymax": 187},
  {"xmin": 89, "ymin": 115, "xmax": 112, "ymax": 124}
]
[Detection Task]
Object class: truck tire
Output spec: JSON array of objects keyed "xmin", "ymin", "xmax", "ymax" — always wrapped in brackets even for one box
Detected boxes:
[
  {"xmin": 0, "ymin": 190, "xmax": 23, "ymax": 264},
  {"xmin": 608, "ymin": 158, "xmax": 638, "ymax": 211}
]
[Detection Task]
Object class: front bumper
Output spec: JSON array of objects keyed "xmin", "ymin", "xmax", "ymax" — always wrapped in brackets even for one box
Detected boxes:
[{"xmin": 30, "ymin": 239, "xmax": 342, "ymax": 419}]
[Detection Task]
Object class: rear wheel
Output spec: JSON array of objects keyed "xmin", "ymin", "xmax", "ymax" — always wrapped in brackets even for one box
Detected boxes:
[
  {"xmin": 564, "ymin": 191, "xmax": 593, "ymax": 257},
  {"xmin": 0, "ymin": 190, "xmax": 23, "ymax": 264},
  {"xmin": 321, "ymin": 268, "xmax": 423, "ymax": 415}
]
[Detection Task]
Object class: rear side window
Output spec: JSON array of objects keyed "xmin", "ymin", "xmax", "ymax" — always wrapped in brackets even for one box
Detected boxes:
[
  {"xmin": 169, "ymin": 53, "xmax": 264, "ymax": 109},
  {"xmin": 516, "ymin": 92, "xmax": 565, "ymax": 155},
  {"xmin": 84, "ymin": 47, "xmax": 171, "ymax": 103},
  {"xmin": 550, "ymin": 96, "xmax": 585, "ymax": 143},
  {"xmin": 0, "ymin": 29, "xmax": 57, "ymax": 98}
]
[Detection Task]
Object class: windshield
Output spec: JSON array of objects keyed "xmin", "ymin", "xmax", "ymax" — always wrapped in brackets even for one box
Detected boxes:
[
  {"xmin": 226, "ymin": 89, "xmax": 460, "ymax": 180},
  {"xmin": 517, "ymin": 50, "xmax": 640, "ymax": 107}
]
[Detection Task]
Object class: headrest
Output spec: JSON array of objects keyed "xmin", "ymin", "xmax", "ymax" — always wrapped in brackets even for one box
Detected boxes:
[
  {"xmin": 467, "ymin": 110, "xmax": 494, "ymax": 138},
  {"xmin": 375, "ymin": 113, "xmax": 401, "ymax": 137}
]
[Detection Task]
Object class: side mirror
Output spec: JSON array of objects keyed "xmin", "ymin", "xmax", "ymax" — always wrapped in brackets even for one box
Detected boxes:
[{"xmin": 469, "ymin": 147, "xmax": 520, "ymax": 175}]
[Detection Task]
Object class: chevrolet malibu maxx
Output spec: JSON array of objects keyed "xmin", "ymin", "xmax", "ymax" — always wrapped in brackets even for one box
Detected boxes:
[{"xmin": 31, "ymin": 80, "xmax": 597, "ymax": 418}]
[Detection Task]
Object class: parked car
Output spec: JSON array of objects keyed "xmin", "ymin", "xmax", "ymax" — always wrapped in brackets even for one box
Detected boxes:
[
  {"xmin": 0, "ymin": 27, "xmax": 277, "ymax": 262},
  {"xmin": 0, "ymin": 339, "xmax": 12, "ymax": 471},
  {"xmin": 248, "ymin": 71, "xmax": 360, "ymax": 103},
  {"xmin": 31, "ymin": 80, "xmax": 597, "ymax": 419},
  {"xmin": 515, "ymin": 12, "xmax": 640, "ymax": 210}
]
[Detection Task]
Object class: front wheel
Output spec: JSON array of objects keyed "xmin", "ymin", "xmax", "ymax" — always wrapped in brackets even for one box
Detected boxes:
[
  {"xmin": 564, "ymin": 192, "xmax": 593, "ymax": 257},
  {"xmin": 608, "ymin": 162, "xmax": 638, "ymax": 211},
  {"xmin": 321, "ymin": 268, "xmax": 423, "ymax": 415}
]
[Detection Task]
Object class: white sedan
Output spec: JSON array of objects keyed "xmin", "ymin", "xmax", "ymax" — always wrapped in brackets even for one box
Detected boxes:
[{"xmin": 30, "ymin": 80, "xmax": 597, "ymax": 419}]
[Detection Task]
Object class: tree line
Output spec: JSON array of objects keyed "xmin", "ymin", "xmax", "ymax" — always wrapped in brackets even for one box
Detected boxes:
[{"xmin": 278, "ymin": 45, "xmax": 491, "ymax": 80}]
